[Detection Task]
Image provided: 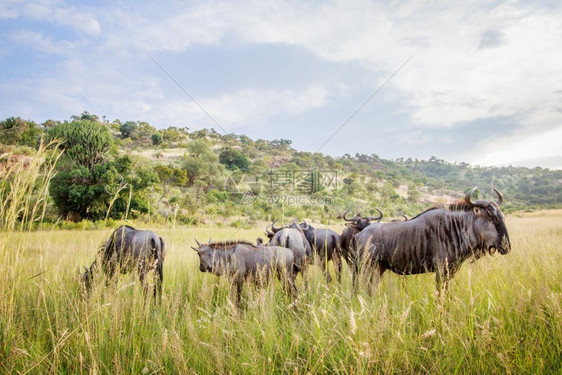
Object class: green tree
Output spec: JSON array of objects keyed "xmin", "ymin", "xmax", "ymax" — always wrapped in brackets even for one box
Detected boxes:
[
  {"xmin": 151, "ymin": 133, "xmax": 163, "ymax": 145},
  {"xmin": 119, "ymin": 121, "xmax": 138, "ymax": 139},
  {"xmin": 219, "ymin": 148, "xmax": 250, "ymax": 171},
  {"xmin": 47, "ymin": 120, "xmax": 113, "ymax": 172},
  {"xmin": 49, "ymin": 155, "xmax": 157, "ymax": 221},
  {"xmin": 47, "ymin": 120, "xmax": 157, "ymax": 221},
  {"xmin": 162, "ymin": 127, "xmax": 182, "ymax": 142},
  {"xmin": 188, "ymin": 140, "xmax": 212, "ymax": 158},
  {"xmin": 71, "ymin": 111, "xmax": 99, "ymax": 122},
  {"xmin": 0, "ymin": 117, "xmax": 42, "ymax": 147},
  {"xmin": 135, "ymin": 121, "xmax": 156, "ymax": 142}
]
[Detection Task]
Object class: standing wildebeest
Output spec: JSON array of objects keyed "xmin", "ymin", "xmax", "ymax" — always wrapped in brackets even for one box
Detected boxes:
[
  {"xmin": 192, "ymin": 240, "xmax": 297, "ymax": 305},
  {"xmin": 340, "ymin": 209, "xmax": 383, "ymax": 287},
  {"xmin": 354, "ymin": 187, "xmax": 511, "ymax": 293},
  {"xmin": 293, "ymin": 221, "xmax": 343, "ymax": 283},
  {"xmin": 81, "ymin": 225, "xmax": 166, "ymax": 300},
  {"xmin": 266, "ymin": 219, "xmax": 311, "ymax": 277}
]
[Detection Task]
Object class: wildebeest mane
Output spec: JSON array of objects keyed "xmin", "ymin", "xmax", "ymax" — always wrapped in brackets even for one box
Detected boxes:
[
  {"xmin": 205, "ymin": 240, "xmax": 258, "ymax": 250},
  {"xmin": 408, "ymin": 200, "xmax": 474, "ymax": 221}
]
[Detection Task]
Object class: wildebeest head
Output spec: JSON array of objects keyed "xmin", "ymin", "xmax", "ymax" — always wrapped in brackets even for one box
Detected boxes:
[
  {"xmin": 343, "ymin": 209, "xmax": 383, "ymax": 231},
  {"xmin": 80, "ymin": 266, "xmax": 94, "ymax": 292},
  {"xmin": 463, "ymin": 187, "xmax": 511, "ymax": 255},
  {"xmin": 264, "ymin": 219, "xmax": 280, "ymax": 239},
  {"xmin": 266, "ymin": 218, "xmax": 306, "ymax": 238},
  {"xmin": 192, "ymin": 239, "xmax": 217, "ymax": 273}
]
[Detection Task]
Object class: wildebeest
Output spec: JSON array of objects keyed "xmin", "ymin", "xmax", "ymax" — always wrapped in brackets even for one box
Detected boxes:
[
  {"xmin": 192, "ymin": 240, "xmax": 297, "ymax": 305},
  {"xmin": 340, "ymin": 209, "xmax": 383, "ymax": 287},
  {"xmin": 81, "ymin": 225, "xmax": 166, "ymax": 301},
  {"xmin": 266, "ymin": 219, "xmax": 311, "ymax": 276},
  {"xmin": 354, "ymin": 187, "xmax": 511, "ymax": 293},
  {"xmin": 292, "ymin": 220, "xmax": 343, "ymax": 283}
]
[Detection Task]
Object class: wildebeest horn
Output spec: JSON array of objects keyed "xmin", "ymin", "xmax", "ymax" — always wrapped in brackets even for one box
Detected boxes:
[
  {"xmin": 367, "ymin": 208, "xmax": 383, "ymax": 222},
  {"xmin": 265, "ymin": 224, "xmax": 274, "ymax": 236},
  {"xmin": 400, "ymin": 214, "xmax": 408, "ymax": 221},
  {"xmin": 301, "ymin": 220, "xmax": 310, "ymax": 231},
  {"xmin": 195, "ymin": 239, "xmax": 201, "ymax": 247},
  {"xmin": 343, "ymin": 209, "xmax": 360, "ymax": 222},
  {"xmin": 83, "ymin": 266, "xmax": 89, "ymax": 274},
  {"xmin": 493, "ymin": 188, "xmax": 503, "ymax": 206},
  {"xmin": 208, "ymin": 237, "xmax": 212, "ymax": 243},
  {"xmin": 271, "ymin": 219, "xmax": 283, "ymax": 233},
  {"xmin": 465, "ymin": 186, "xmax": 478, "ymax": 206}
]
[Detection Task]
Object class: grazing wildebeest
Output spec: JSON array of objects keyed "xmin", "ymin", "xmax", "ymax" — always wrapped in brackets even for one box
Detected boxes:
[
  {"xmin": 81, "ymin": 225, "xmax": 166, "ymax": 301},
  {"xmin": 266, "ymin": 219, "xmax": 311, "ymax": 277},
  {"xmin": 354, "ymin": 187, "xmax": 511, "ymax": 293},
  {"xmin": 340, "ymin": 209, "xmax": 383, "ymax": 287},
  {"xmin": 192, "ymin": 240, "xmax": 297, "ymax": 305},
  {"xmin": 292, "ymin": 220, "xmax": 343, "ymax": 283}
]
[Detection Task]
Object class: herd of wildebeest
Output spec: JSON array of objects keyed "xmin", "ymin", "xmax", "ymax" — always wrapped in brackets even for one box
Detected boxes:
[{"xmin": 81, "ymin": 187, "xmax": 511, "ymax": 304}]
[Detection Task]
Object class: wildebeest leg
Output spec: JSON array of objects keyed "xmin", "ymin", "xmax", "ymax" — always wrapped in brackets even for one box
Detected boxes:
[
  {"xmin": 288, "ymin": 276, "xmax": 298, "ymax": 298},
  {"xmin": 367, "ymin": 264, "xmax": 387, "ymax": 296},
  {"xmin": 320, "ymin": 254, "xmax": 332, "ymax": 284},
  {"xmin": 298, "ymin": 258, "xmax": 309, "ymax": 291},
  {"xmin": 351, "ymin": 261, "xmax": 360, "ymax": 293},
  {"xmin": 231, "ymin": 279, "xmax": 244, "ymax": 307},
  {"xmin": 435, "ymin": 268, "xmax": 451, "ymax": 300},
  {"xmin": 104, "ymin": 259, "xmax": 118, "ymax": 288},
  {"xmin": 278, "ymin": 268, "xmax": 298, "ymax": 299},
  {"xmin": 333, "ymin": 251, "xmax": 342, "ymax": 284},
  {"xmin": 153, "ymin": 259, "xmax": 163, "ymax": 305},
  {"xmin": 138, "ymin": 269, "xmax": 149, "ymax": 298},
  {"xmin": 435, "ymin": 260, "xmax": 456, "ymax": 299},
  {"xmin": 137, "ymin": 257, "xmax": 153, "ymax": 300}
]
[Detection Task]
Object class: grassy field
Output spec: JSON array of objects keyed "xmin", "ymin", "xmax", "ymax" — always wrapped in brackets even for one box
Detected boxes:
[{"xmin": 0, "ymin": 211, "xmax": 561, "ymax": 374}]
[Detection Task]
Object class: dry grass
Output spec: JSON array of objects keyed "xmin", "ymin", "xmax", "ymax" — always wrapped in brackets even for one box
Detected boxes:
[{"xmin": 0, "ymin": 211, "xmax": 561, "ymax": 374}]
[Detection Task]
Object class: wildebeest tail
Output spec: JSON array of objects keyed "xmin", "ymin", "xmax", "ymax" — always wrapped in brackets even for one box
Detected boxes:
[
  {"xmin": 152, "ymin": 236, "xmax": 165, "ymax": 282},
  {"xmin": 285, "ymin": 236, "xmax": 302, "ymax": 273},
  {"xmin": 333, "ymin": 233, "xmax": 342, "ymax": 258}
]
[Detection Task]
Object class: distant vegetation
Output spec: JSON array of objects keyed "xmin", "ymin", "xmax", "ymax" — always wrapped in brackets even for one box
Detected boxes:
[{"xmin": 1, "ymin": 112, "xmax": 561, "ymax": 228}]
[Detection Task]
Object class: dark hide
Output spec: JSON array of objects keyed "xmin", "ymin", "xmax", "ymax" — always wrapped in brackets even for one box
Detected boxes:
[
  {"xmin": 340, "ymin": 210, "xmax": 383, "ymax": 288},
  {"xmin": 295, "ymin": 221, "xmax": 343, "ymax": 283},
  {"xmin": 354, "ymin": 188, "xmax": 511, "ymax": 292},
  {"xmin": 81, "ymin": 225, "xmax": 166, "ymax": 302},
  {"xmin": 192, "ymin": 240, "xmax": 296, "ymax": 305}
]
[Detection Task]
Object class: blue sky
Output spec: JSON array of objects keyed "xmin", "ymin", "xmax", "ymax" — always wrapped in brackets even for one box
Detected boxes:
[{"xmin": 1, "ymin": 0, "xmax": 562, "ymax": 168}]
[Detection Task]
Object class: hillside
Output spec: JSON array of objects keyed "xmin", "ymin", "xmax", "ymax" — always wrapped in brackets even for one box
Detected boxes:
[{"xmin": 1, "ymin": 113, "xmax": 561, "ymax": 227}]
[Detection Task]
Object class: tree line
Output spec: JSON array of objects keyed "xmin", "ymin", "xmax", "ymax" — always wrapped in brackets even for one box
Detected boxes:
[{"xmin": 1, "ymin": 112, "xmax": 561, "ymax": 227}]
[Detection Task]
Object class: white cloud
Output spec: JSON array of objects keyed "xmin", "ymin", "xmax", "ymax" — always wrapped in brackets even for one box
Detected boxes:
[
  {"xmin": 9, "ymin": 30, "xmax": 77, "ymax": 54},
  {"xmin": 470, "ymin": 125, "xmax": 562, "ymax": 168},
  {"xmin": 0, "ymin": 0, "xmax": 21, "ymax": 19},
  {"xmin": 191, "ymin": 85, "xmax": 329, "ymax": 129},
  {"xmin": 123, "ymin": 85, "xmax": 330, "ymax": 132},
  {"xmin": 2, "ymin": 0, "xmax": 562, "ymax": 167},
  {"xmin": 111, "ymin": 1, "xmax": 562, "ymax": 133},
  {"xmin": 19, "ymin": 1, "xmax": 101, "ymax": 35}
]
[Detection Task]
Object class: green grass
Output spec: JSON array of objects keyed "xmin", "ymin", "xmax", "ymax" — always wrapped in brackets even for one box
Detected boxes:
[{"xmin": 1, "ymin": 211, "xmax": 561, "ymax": 374}]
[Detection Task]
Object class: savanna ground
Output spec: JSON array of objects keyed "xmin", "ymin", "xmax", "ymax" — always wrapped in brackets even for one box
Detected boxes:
[{"xmin": 0, "ymin": 211, "xmax": 561, "ymax": 374}]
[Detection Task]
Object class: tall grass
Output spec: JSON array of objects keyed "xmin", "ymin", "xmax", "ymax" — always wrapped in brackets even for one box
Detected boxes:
[
  {"xmin": 0, "ymin": 140, "xmax": 62, "ymax": 232},
  {"xmin": 1, "ymin": 206, "xmax": 561, "ymax": 372}
]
